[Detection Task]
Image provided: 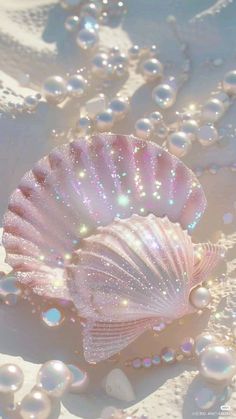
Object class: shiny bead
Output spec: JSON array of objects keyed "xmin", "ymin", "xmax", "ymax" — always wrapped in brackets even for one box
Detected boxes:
[
  {"xmin": 64, "ymin": 15, "xmax": 80, "ymax": 32},
  {"xmin": 161, "ymin": 347, "xmax": 176, "ymax": 364},
  {"xmin": 132, "ymin": 359, "xmax": 142, "ymax": 369},
  {"xmin": 135, "ymin": 118, "xmax": 153, "ymax": 139},
  {"xmin": 80, "ymin": 2, "xmax": 102, "ymax": 19},
  {"xmin": 114, "ymin": 64, "xmax": 127, "ymax": 78},
  {"xmin": 67, "ymin": 74, "xmax": 88, "ymax": 98},
  {"xmin": 76, "ymin": 28, "xmax": 98, "ymax": 50},
  {"xmin": 0, "ymin": 275, "xmax": 21, "ymax": 303},
  {"xmin": 95, "ymin": 109, "xmax": 114, "ymax": 131},
  {"xmin": 76, "ymin": 116, "xmax": 93, "ymax": 135},
  {"xmin": 109, "ymin": 97, "xmax": 129, "ymax": 120},
  {"xmin": 194, "ymin": 387, "xmax": 217, "ymax": 411},
  {"xmin": 19, "ymin": 389, "xmax": 52, "ymax": 419},
  {"xmin": 141, "ymin": 58, "xmax": 163, "ymax": 82},
  {"xmin": 41, "ymin": 308, "xmax": 64, "ymax": 328},
  {"xmin": 222, "ymin": 70, "xmax": 236, "ymax": 95},
  {"xmin": 202, "ymin": 98, "xmax": 225, "ymax": 123},
  {"xmin": 149, "ymin": 111, "xmax": 163, "ymax": 126},
  {"xmin": 190, "ymin": 286, "xmax": 211, "ymax": 309},
  {"xmin": 199, "ymin": 345, "xmax": 236, "ymax": 384},
  {"xmin": 0, "ymin": 364, "xmax": 24, "ymax": 393},
  {"xmin": 149, "ymin": 44, "xmax": 158, "ymax": 57},
  {"xmin": 195, "ymin": 333, "xmax": 217, "ymax": 357},
  {"xmin": 91, "ymin": 53, "xmax": 109, "ymax": 78},
  {"xmin": 80, "ymin": 15, "xmax": 99, "ymax": 31},
  {"xmin": 67, "ymin": 364, "xmax": 89, "ymax": 393},
  {"xmin": 181, "ymin": 119, "xmax": 198, "ymax": 140},
  {"xmin": 167, "ymin": 131, "xmax": 191, "ymax": 158},
  {"xmin": 152, "ymin": 84, "xmax": 176, "ymax": 109},
  {"xmin": 142, "ymin": 358, "xmax": 152, "ymax": 368},
  {"xmin": 60, "ymin": 0, "xmax": 81, "ymax": 9},
  {"xmin": 180, "ymin": 337, "xmax": 195, "ymax": 357},
  {"xmin": 152, "ymin": 355, "xmax": 161, "ymax": 366},
  {"xmin": 37, "ymin": 360, "xmax": 72, "ymax": 398},
  {"xmin": 128, "ymin": 45, "xmax": 140, "ymax": 60},
  {"xmin": 111, "ymin": 53, "xmax": 128, "ymax": 67},
  {"xmin": 24, "ymin": 95, "xmax": 39, "ymax": 111},
  {"xmin": 197, "ymin": 124, "xmax": 218, "ymax": 147},
  {"xmin": 42, "ymin": 76, "xmax": 67, "ymax": 104}
]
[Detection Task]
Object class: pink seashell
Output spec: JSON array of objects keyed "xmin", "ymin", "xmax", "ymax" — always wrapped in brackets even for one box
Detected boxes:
[
  {"xmin": 3, "ymin": 134, "xmax": 207, "ymax": 299},
  {"xmin": 67, "ymin": 215, "xmax": 225, "ymax": 363}
]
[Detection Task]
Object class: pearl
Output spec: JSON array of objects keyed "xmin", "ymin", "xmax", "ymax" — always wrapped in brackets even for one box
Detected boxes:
[
  {"xmin": 132, "ymin": 359, "xmax": 142, "ymax": 369},
  {"xmin": 80, "ymin": 15, "xmax": 99, "ymax": 31},
  {"xmin": 142, "ymin": 358, "xmax": 152, "ymax": 368},
  {"xmin": 128, "ymin": 45, "xmax": 140, "ymax": 60},
  {"xmin": 0, "ymin": 275, "xmax": 21, "ymax": 304},
  {"xmin": 91, "ymin": 53, "xmax": 109, "ymax": 78},
  {"xmin": 202, "ymin": 98, "xmax": 225, "ymax": 122},
  {"xmin": 152, "ymin": 84, "xmax": 176, "ymax": 109},
  {"xmin": 80, "ymin": 2, "xmax": 102, "ymax": 19},
  {"xmin": 36, "ymin": 360, "xmax": 72, "ymax": 398},
  {"xmin": 76, "ymin": 116, "xmax": 93, "ymax": 135},
  {"xmin": 195, "ymin": 333, "xmax": 217, "ymax": 357},
  {"xmin": 181, "ymin": 119, "xmax": 199, "ymax": 140},
  {"xmin": 95, "ymin": 109, "xmax": 114, "ymax": 132},
  {"xmin": 167, "ymin": 131, "xmax": 191, "ymax": 158},
  {"xmin": 161, "ymin": 347, "xmax": 176, "ymax": 364},
  {"xmin": 24, "ymin": 95, "xmax": 39, "ymax": 111},
  {"xmin": 64, "ymin": 15, "xmax": 80, "ymax": 32},
  {"xmin": 60, "ymin": 0, "xmax": 81, "ymax": 9},
  {"xmin": 152, "ymin": 355, "xmax": 161, "ymax": 366},
  {"xmin": 41, "ymin": 308, "xmax": 64, "ymax": 327},
  {"xmin": 109, "ymin": 97, "xmax": 129, "ymax": 120},
  {"xmin": 76, "ymin": 28, "xmax": 98, "ymax": 50},
  {"xmin": 194, "ymin": 387, "xmax": 217, "ymax": 410},
  {"xmin": 141, "ymin": 58, "xmax": 163, "ymax": 82},
  {"xmin": 149, "ymin": 111, "xmax": 163, "ymax": 126},
  {"xmin": 19, "ymin": 389, "xmax": 52, "ymax": 419},
  {"xmin": 135, "ymin": 118, "xmax": 153, "ymax": 139},
  {"xmin": 180, "ymin": 337, "xmax": 195, "ymax": 357},
  {"xmin": 149, "ymin": 44, "xmax": 158, "ymax": 57},
  {"xmin": 0, "ymin": 364, "xmax": 24, "ymax": 393},
  {"xmin": 110, "ymin": 53, "xmax": 128, "ymax": 67},
  {"xmin": 223, "ymin": 70, "xmax": 236, "ymax": 95},
  {"xmin": 199, "ymin": 344, "xmax": 236, "ymax": 384},
  {"xmin": 67, "ymin": 74, "xmax": 88, "ymax": 98},
  {"xmin": 67, "ymin": 364, "xmax": 89, "ymax": 393},
  {"xmin": 197, "ymin": 124, "xmax": 218, "ymax": 146},
  {"xmin": 190, "ymin": 286, "xmax": 211, "ymax": 309},
  {"xmin": 42, "ymin": 76, "xmax": 67, "ymax": 105}
]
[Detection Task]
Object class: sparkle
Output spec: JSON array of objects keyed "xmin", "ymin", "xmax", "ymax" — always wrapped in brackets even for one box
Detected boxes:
[
  {"xmin": 79, "ymin": 224, "xmax": 88, "ymax": 235},
  {"xmin": 117, "ymin": 194, "xmax": 129, "ymax": 206}
]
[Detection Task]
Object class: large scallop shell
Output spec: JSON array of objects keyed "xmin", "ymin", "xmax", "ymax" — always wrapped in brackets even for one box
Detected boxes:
[
  {"xmin": 67, "ymin": 215, "xmax": 224, "ymax": 363},
  {"xmin": 3, "ymin": 134, "xmax": 206, "ymax": 299}
]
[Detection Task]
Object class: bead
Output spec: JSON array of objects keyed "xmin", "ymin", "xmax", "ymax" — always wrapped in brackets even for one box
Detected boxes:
[
  {"xmin": 152, "ymin": 84, "xmax": 176, "ymax": 109},
  {"xmin": 91, "ymin": 53, "xmax": 109, "ymax": 78},
  {"xmin": 67, "ymin": 364, "xmax": 89, "ymax": 393},
  {"xmin": 95, "ymin": 109, "xmax": 114, "ymax": 131},
  {"xmin": 190, "ymin": 286, "xmax": 211, "ymax": 309},
  {"xmin": 109, "ymin": 97, "xmax": 129, "ymax": 120},
  {"xmin": 60, "ymin": 0, "xmax": 81, "ymax": 9},
  {"xmin": 199, "ymin": 344, "xmax": 236, "ymax": 384},
  {"xmin": 80, "ymin": 15, "xmax": 99, "ymax": 31},
  {"xmin": 42, "ymin": 76, "xmax": 67, "ymax": 104},
  {"xmin": 76, "ymin": 116, "xmax": 93, "ymax": 135},
  {"xmin": 67, "ymin": 74, "xmax": 88, "ymax": 98},
  {"xmin": 141, "ymin": 58, "xmax": 163, "ymax": 82},
  {"xmin": 41, "ymin": 308, "xmax": 64, "ymax": 327},
  {"xmin": 128, "ymin": 45, "xmax": 140, "ymax": 60},
  {"xmin": 135, "ymin": 118, "xmax": 153, "ymax": 139},
  {"xmin": 149, "ymin": 111, "xmax": 163, "ymax": 126},
  {"xmin": 152, "ymin": 355, "xmax": 161, "ymax": 366},
  {"xmin": 197, "ymin": 124, "xmax": 218, "ymax": 146},
  {"xmin": 161, "ymin": 347, "xmax": 176, "ymax": 364},
  {"xmin": 76, "ymin": 28, "xmax": 98, "ymax": 50},
  {"xmin": 180, "ymin": 337, "xmax": 195, "ymax": 357},
  {"xmin": 132, "ymin": 359, "xmax": 142, "ymax": 369},
  {"xmin": 142, "ymin": 358, "xmax": 152, "ymax": 368},
  {"xmin": 149, "ymin": 44, "xmax": 158, "ymax": 57},
  {"xmin": 194, "ymin": 387, "xmax": 217, "ymax": 411},
  {"xmin": 202, "ymin": 98, "xmax": 225, "ymax": 123},
  {"xmin": 222, "ymin": 70, "xmax": 236, "ymax": 95},
  {"xmin": 80, "ymin": 2, "xmax": 102, "ymax": 19},
  {"xmin": 0, "ymin": 275, "xmax": 21, "ymax": 304},
  {"xmin": 19, "ymin": 389, "xmax": 52, "ymax": 419},
  {"xmin": 167, "ymin": 131, "xmax": 191, "ymax": 158},
  {"xmin": 0, "ymin": 364, "xmax": 24, "ymax": 394},
  {"xmin": 181, "ymin": 119, "xmax": 198, "ymax": 140},
  {"xmin": 36, "ymin": 360, "xmax": 72, "ymax": 398},
  {"xmin": 195, "ymin": 333, "xmax": 217, "ymax": 357},
  {"xmin": 64, "ymin": 15, "xmax": 80, "ymax": 32},
  {"xmin": 24, "ymin": 95, "xmax": 39, "ymax": 111}
]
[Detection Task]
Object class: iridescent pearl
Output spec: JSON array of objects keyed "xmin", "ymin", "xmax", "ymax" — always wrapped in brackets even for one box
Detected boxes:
[
  {"xmin": 161, "ymin": 347, "xmax": 176, "ymax": 364},
  {"xmin": 202, "ymin": 98, "xmax": 225, "ymax": 123},
  {"xmin": 167, "ymin": 131, "xmax": 191, "ymax": 158},
  {"xmin": 149, "ymin": 111, "xmax": 163, "ymax": 126},
  {"xmin": 190, "ymin": 286, "xmax": 211, "ymax": 309},
  {"xmin": 91, "ymin": 53, "xmax": 109, "ymax": 78},
  {"xmin": 194, "ymin": 387, "xmax": 217, "ymax": 410},
  {"xmin": 152, "ymin": 84, "xmax": 176, "ymax": 109},
  {"xmin": 114, "ymin": 64, "xmax": 127, "ymax": 78},
  {"xmin": 67, "ymin": 364, "xmax": 89, "ymax": 393},
  {"xmin": 199, "ymin": 345, "xmax": 236, "ymax": 384},
  {"xmin": 0, "ymin": 364, "xmax": 24, "ymax": 393},
  {"xmin": 135, "ymin": 118, "xmax": 153, "ymax": 139},
  {"xmin": 24, "ymin": 95, "xmax": 39, "ymax": 111},
  {"xmin": 195, "ymin": 333, "xmax": 217, "ymax": 357},
  {"xmin": 142, "ymin": 358, "xmax": 152, "ymax": 368},
  {"xmin": 76, "ymin": 116, "xmax": 93, "ymax": 135},
  {"xmin": 64, "ymin": 15, "xmax": 80, "ymax": 32},
  {"xmin": 0, "ymin": 275, "xmax": 21, "ymax": 304},
  {"xmin": 197, "ymin": 124, "xmax": 218, "ymax": 146},
  {"xmin": 76, "ymin": 28, "xmax": 98, "ymax": 50},
  {"xmin": 223, "ymin": 70, "xmax": 236, "ymax": 95},
  {"xmin": 109, "ymin": 97, "xmax": 129, "ymax": 120},
  {"xmin": 181, "ymin": 119, "xmax": 199, "ymax": 140},
  {"xmin": 95, "ymin": 109, "xmax": 114, "ymax": 132},
  {"xmin": 141, "ymin": 58, "xmax": 163, "ymax": 82},
  {"xmin": 128, "ymin": 45, "xmax": 140, "ymax": 60},
  {"xmin": 132, "ymin": 359, "xmax": 142, "ymax": 369},
  {"xmin": 42, "ymin": 76, "xmax": 67, "ymax": 105},
  {"xmin": 19, "ymin": 389, "xmax": 52, "ymax": 419},
  {"xmin": 80, "ymin": 15, "xmax": 99, "ymax": 31},
  {"xmin": 41, "ymin": 308, "xmax": 64, "ymax": 327},
  {"xmin": 37, "ymin": 360, "xmax": 72, "ymax": 398},
  {"xmin": 152, "ymin": 355, "xmax": 161, "ymax": 366},
  {"xmin": 67, "ymin": 74, "xmax": 88, "ymax": 98},
  {"xmin": 180, "ymin": 337, "xmax": 195, "ymax": 357}
]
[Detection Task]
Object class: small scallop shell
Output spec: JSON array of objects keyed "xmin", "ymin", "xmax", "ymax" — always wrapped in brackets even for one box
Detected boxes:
[
  {"xmin": 67, "ymin": 215, "xmax": 225, "ymax": 363},
  {"xmin": 3, "ymin": 134, "xmax": 206, "ymax": 299}
]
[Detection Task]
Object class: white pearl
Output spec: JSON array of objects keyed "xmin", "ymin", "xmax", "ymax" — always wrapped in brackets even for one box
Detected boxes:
[
  {"xmin": 167, "ymin": 131, "xmax": 191, "ymax": 158},
  {"xmin": 0, "ymin": 364, "xmax": 24, "ymax": 393},
  {"xmin": 195, "ymin": 333, "xmax": 217, "ymax": 357},
  {"xmin": 95, "ymin": 109, "xmax": 114, "ymax": 131},
  {"xmin": 202, "ymin": 98, "xmax": 225, "ymax": 122},
  {"xmin": 199, "ymin": 344, "xmax": 236, "ymax": 384},
  {"xmin": 135, "ymin": 118, "xmax": 153, "ymax": 139},
  {"xmin": 223, "ymin": 70, "xmax": 236, "ymax": 95},
  {"xmin": 68, "ymin": 364, "xmax": 89, "ymax": 393},
  {"xmin": 91, "ymin": 53, "xmax": 109, "ymax": 78},
  {"xmin": 181, "ymin": 119, "xmax": 199, "ymax": 140},
  {"xmin": 152, "ymin": 84, "xmax": 176, "ymax": 109},
  {"xmin": 190, "ymin": 286, "xmax": 211, "ymax": 309},
  {"xmin": 76, "ymin": 28, "xmax": 98, "ymax": 50},
  {"xmin": 197, "ymin": 124, "xmax": 218, "ymax": 147},
  {"xmin": 109, "ymin": 97, "xmax": 129, "ymax": 120},
  {"xmin": 67, "ymin": 74, "xmax": 88, "ymax": 98},
  {"xmin": 36, "ymin": 360, "xmax": 72, "ymax": 398},
  {"xmin": 64, "ymin": 15, "xmax": 80, "ymax": 32},
  {"xmin": 149, "ymin": 111, "xmax": 163, "ymax": 126},
  {"xmin": 141, "ymin": 58, "xmax": 163, "ymax": 82},
  {"xmin": 60, "ymin": 0, "xmax": 81, "ymax": 9},
  {"xmin": 19, "ymin": 389, "xmax": 52, "ymax": 419},
  {"xmin": 128, "ymin": 45, "xmax": 140, "ymax": 60},
  {"xmin": 42, "ymin": 76, "xmax": 67, "ymax": 104},
  {"xmin": 24, "ymin": 95, "xmax": 39, "ymax": 111}
]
